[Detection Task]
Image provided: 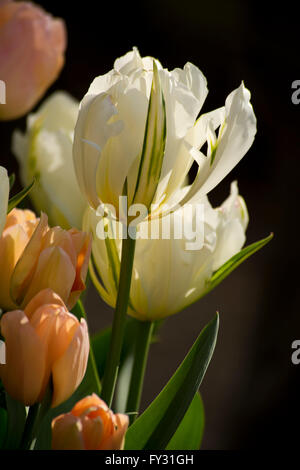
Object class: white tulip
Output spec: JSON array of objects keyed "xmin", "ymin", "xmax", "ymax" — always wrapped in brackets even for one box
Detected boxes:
[
  {"xmin": 84, "ymin": 181, "xmax": 248, "ymax": 321},
  {"xmin": 0, "ymin": 166, "xmax": 9, "ymax": 235},
  {"xmin": 73, "ymin": 47, "xmax": 256, "ymax": 220},
  {"xmin": 12, "ymin": 91, "xmax": 87, "ymax": 229}
]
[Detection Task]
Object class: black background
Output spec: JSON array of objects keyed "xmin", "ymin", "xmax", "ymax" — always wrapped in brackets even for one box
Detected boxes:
[{"xmin": 0, "ymin": 0, "xmax": 299, "ymax": 449}]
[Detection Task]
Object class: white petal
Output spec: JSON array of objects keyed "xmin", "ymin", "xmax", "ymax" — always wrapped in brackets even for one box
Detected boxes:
[
  {"xmin": 212, "ymin": 218, "xmax": 246, "ymax": 271},
  {"xmin": 73, "ymin": 92, "xmax": 123, "ymax": 209},
  {"xmin": 181, "ymin": 83, "xmax": 256, "ymax": 205}
]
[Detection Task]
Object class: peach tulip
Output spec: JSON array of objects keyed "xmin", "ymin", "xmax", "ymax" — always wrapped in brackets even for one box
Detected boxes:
[
  {"xmin": 0, "ymin": 0, "xmax": 66, "ymax": 120},
  {"xmin": 0, "ymin": 208, "xmax": 91, "ymax": 311},
  {"xmin": 0, "ymin": 289, "xmax": 89, "ymax": 407},
  {"xmin": 51, "ymin": 394, "xmax": 129, "ymax": 450}
]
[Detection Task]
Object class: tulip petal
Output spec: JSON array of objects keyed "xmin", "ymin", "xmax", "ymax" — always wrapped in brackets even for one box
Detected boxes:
[
  {"xmin": 73, "ymin": 92, "xmax": 123, "ymax": 209},
  {"xmin": 20, "ymin": 245, "xmax": 76, "ymax": 308},
  {"xmin": 0, "ymin": 223, "xmax": 29, "ymax": 309},
  {"xmin": 108, "ymin": 413, "xmax": 129, "ymax": 450},
  {"xmin": 52, "ymin": 413, "xmax": 85, "ymax": 450},
  {"xmin": 67, "ymin": 229, "xmax": 92, "ymax": 308},
  {"xmin": 51, "ymin": 319, "xmax": 89, "ymax": 408},
  {"xmin": 24, "ymin": 288, "xmax": 67, "ymax": 320},
  {"xmin": 131, "ymin": 60, "xmax": 167, "ymax": 210},
  {"xmin": 0, "ymin": 310, "xmax": 46, "ymax": 405},
  {"xmin": 180, "ymin": 83, "xmax": 256, "ymax": 205},
  {"xmin": 10, "ymin": 212, "xmax": 48, "ymax": 305}
]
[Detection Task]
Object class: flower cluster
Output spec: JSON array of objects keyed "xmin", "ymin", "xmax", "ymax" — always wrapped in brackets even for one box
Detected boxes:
[{"xmin": 0, "ymin": 1, "xmax": 272, "ymax": 451}]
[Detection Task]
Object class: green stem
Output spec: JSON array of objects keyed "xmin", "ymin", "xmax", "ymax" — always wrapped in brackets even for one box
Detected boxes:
[
  {"xmin": 20, "ymin": 384, "xmax": 52, "ymax": 450},
  {"xmin": 20, "ymin": 403, "xmax": 40, "ymax": 450},
  {"xmin": 126, "ymin": 320, "xmax": 154, "ymax": 424},
  {"xmin": 101, "ymin": 228, "xmax": 136, "ymax": 407}
]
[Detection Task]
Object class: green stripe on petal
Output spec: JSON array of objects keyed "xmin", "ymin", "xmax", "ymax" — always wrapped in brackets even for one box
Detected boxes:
[{"xmin": 132, "ymin": 60, "xmax": 166, "ymax": 211}]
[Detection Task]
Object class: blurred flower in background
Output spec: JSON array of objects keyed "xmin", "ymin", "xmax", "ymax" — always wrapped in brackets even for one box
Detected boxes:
[
  {"xmin": 51, "ymin": 394, "xmax": 129, "ymax": 450},
  {"xmin": 0, "ymin": 0, "xmax": 66, "ymax": 120},
  {"xmin": 85, "ymin": 181, "xmax": 248, "ymax": 320},
  {"xmin": 12, "ymin": 92, "xmax": 86, "ymax": 229}
]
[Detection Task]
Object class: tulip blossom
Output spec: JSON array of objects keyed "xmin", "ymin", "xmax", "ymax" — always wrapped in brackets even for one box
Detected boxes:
[
  {"xmin": 73, "ymin": 47, "xmax": 256, "ymax": 221},
  {"xmin": 0, "ymin": 166, "xmax": 9, "ymax": 235},
  {"xmin": 84, "ymin": 181, "xmax": 248, "ymax": 320},
  {"xmin": 51, "ymin": 394, "xmax": 129, "ymax": 450},
  {"xmin": 0, "ymin": 289, "xmax": 89, "ymax": 407},
  {"xmin": 0, "ymin": 208, "xmax": 91, "ymax": 311},
  {"xmin": 12, "ymin": 92, "xmax": 86, "ymax": 229},
  {"xmin": 0, "ymin": 0, "xmax": 66, "ymax": 120}
]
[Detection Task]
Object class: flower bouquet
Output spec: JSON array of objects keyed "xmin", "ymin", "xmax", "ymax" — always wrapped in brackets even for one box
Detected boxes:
[{"xmin": 0, "ymin": 1, "xmax": 272, "ymax": 451}]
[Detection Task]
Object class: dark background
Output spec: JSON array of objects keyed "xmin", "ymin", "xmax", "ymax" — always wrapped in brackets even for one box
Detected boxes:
[{"xmin": 1, "ymin": 0, "xmax": 299, "ymax": 449}]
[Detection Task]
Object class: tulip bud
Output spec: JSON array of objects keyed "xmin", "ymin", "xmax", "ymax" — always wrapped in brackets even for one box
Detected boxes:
[
  {"xmin": 0, "ymin": 208, "xmax": 91, "ymax": 311},
  {"xmin": 0, "ymin": 289, "xmax": 89, "ymax": 407},
  {"xmin": 12, "ymin": 92, "xmax": 86, "ymax": 229},
  {"xmin": 0, "ymin": 0, "xmax": 66, "ymax": 120},
  {"xmin": 51, "ymin": 394, "xmax": 129, "ymax": 450},
  {"xmin": 84, "ymin": 182, "xmax": 249, "ymax": 321}
]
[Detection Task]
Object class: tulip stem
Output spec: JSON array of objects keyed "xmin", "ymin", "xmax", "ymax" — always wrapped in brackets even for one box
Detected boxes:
[
  {"xmin": 101, "ymin": 227, "xmax": 136, "ymax": 408},
  {"xmin": 20, "ymin": 403, "xmax": 40, "ymax": 450},
  {"xmin": 20, "ymin": 384, "xmax": 52, "ymax": 450},
  {"xmin": 126, "ymin": 320, "xmax": 154, "ymax": 424}
]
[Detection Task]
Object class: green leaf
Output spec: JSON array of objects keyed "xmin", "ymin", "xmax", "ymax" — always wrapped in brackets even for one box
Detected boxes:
[
  {"xmin": 206, "ymin": 233, "xmax": 274, "ymax": 294},
  {"xmin": 166, "ymin": 392, "xmax": 204, "ymax": 450},
  {"xmin": 7, "ymin": 179, "xmax": 35, "ymax": 213},
  {"xmin": 132, "ymin": 60, "xmax": 166, "ymax": 209},
  {"xmin": 91, "ymin": 318, "xmax": 162, "ymax": 413},
  {"xmin": 125, "ymin": 313, "xmax": 219, "ymax": 450},
  {"xmin": 34, "ymin": 300, "xmax": 101, "ymax": 450},
  {"xmin": 3, "ymin": 393, "xmax": 26, "ymax": 449},
  {"xmin": 91, "ymin": 318, "xmax": 138, "ymax": 381},
  {"xmin": 9, "ymin": 173, "xmax": 15, "ymax": 190}
]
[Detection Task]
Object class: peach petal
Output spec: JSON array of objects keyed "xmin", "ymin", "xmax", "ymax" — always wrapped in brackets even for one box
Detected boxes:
[
  {"xmin": 21, "ymin": 245, "xmax": 76, "ymax": 308},
  {"xmin": 0, "ymin": 309, "xmax": 46, "ymax": 405},
  {"xmin": 24, "ymin": 288, "xmax": 67, "ymax": 319},
  {"xmin": 10, "ymin": 212, "xmax": 49, "ymax": 305},
  {"xmin": 51, "ymin": 319, "xmax": 89, "ymax": 408},
  {"xmin": 0, "ymin": 223, "xmax": 29, "ymax": 309},
  {"xmin": 51, "ymin": 413, "xmax": 85, "ymax": 450}
]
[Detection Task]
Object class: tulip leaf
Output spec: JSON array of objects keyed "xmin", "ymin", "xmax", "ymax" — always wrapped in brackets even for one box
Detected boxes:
[
  {"xmin": 166, "ymin": 392, "xmax": 205, "ymax": 450},
  {"xmin": 9, "ymin": 173, "xmax": 15, "ymax": 190},
  {"xmin": 124, "ymin": 313, "xmax": 219, "ymax": 450},
  {"xmin": 206, "ymin": 233, "xmax": 274, "ymax": 295},
  {"xmin": 132, "ymin": 60, "xmax": 166, "ymax": 209},
  {"xmin": 7, "ymin": 179, "xmax": 35, "ymax": 213},
  {"xmin": 91, "ymin": 318, "xmax": 163, "ymax": 413},
  {"xmin": 2, "ymin": 392, "xmax": 26, "ymax": 449}
]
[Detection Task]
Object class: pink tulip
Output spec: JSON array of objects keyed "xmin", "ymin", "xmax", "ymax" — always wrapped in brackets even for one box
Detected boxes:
[{"xmin": 0, "ymin": 0, "xmax": 66, "ymax": 120}]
